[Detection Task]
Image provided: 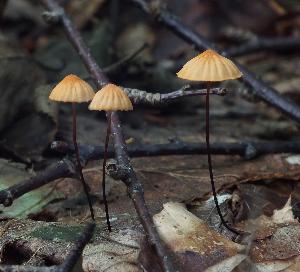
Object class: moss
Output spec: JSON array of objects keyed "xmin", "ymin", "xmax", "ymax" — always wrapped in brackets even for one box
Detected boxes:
[{"xmin": 30, "ymin": 225, "xmax": 85, "ymax": 242}]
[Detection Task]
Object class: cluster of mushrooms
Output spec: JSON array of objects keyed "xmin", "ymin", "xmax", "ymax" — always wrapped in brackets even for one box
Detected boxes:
[{"xmin": 49, "ymin": 49, "xmax": 242, "ymax": 234}]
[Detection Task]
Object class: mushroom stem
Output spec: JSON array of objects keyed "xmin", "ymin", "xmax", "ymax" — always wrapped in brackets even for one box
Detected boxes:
[
  {"xmin": 72, "ymin": 103, "xmax": 95, "ymax": 221},
  {"xmin": 102, "ymin": 112, "xmax": 112, "ymax": 232},
  {"xmin": 205, "ymin": 84, "xmax": 239, "ymax": 235}
]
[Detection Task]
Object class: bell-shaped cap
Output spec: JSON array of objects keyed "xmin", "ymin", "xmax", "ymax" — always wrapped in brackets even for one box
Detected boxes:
[
  {"xmin": 89, "ymin": 83, "xmax": 133, "ymax": 111},
  {"xmin": 49, "ymin": 74, "xmax": 95, "ymax": 103},
  {"xmin": 177, "ymin": 49, "xmax": 242, "ymax": 82}
]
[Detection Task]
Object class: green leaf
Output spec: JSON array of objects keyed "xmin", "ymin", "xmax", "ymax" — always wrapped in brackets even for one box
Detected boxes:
[{"xmin": 0, "ymin": 159, "xmax": 62, "ymax": 218}]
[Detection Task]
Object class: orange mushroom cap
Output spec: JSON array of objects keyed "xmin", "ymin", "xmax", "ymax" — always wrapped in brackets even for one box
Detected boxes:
[
  {"xmin": 49, "ymin": 74, "xmax": 95, "ymax": 103},
  {"xmin": 177, "ymin": 49, "xmax": 242, "ymax": 82},
  {"xmin": 89, "ymin": 83, "xmax": 133, "ymax": 111}
]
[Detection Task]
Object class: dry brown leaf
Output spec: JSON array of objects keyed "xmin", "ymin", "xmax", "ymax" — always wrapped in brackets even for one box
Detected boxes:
[
  {"xmin": 272, "ymin": 196, "xmax": 297, "ymax": 224},
  {"xmin": 238, "ymin": 197, "xmax": 300, "ymax": 271},
  {"xmin": 82, "ymin": 229, "xmax": 141, "ymax": 272},
  {"xmin": 153, "ymin": 202, "xmax": 246, "ymax": 272}
]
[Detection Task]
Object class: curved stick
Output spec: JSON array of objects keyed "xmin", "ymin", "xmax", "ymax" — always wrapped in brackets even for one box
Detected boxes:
[{"xmin": 72, "ymin": 103, "xmax": 95, "ymax": 221}]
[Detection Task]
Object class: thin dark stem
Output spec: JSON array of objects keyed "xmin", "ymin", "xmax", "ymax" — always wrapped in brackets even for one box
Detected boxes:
[
  {"xmin": 72, "ymin": 103, "xmax": 95, "ymax": 221},
  {"xmin": 205, "ymin": 84, "xmax": 239, "ymax": 235},
  {"xmin": 102, "ymin": 112, "xmax": 112, "ymax": 232}
]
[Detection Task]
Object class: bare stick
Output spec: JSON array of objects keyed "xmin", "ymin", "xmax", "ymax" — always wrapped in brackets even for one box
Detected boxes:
[
  {"xmin": 1, "ymin": 139, "xmax": 300, "ymax": 208},
  {"xmin": 130, "ymin": 0, "xmax": 300, "ymax": 123},
  {"xmin": 41, "ymin": 1, "xmax": 176, "ymax": 271},
  {"xmin": 227, "ymin": 36, "xmax": 300, "ymax": 57},
  {"xmin": 72, "ymin": 103, "xmax": 95, "ymax": 221},
  {"xmin": 0, "ymin": 161, "xmax": 72, "ymax": 207},
  {"xmin": 103, "ymin": 43, "xmax": 148, "ymax": 73},
  {"xmin": 123, "ymin": 85, "xmax": 226, "ymax": 105},
  {"xmin": 52, "ymin": 140, "xmax": 300, "ymax": 160}
]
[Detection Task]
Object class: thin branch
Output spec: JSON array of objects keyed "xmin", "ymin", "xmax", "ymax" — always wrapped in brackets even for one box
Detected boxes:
[
  {"xmin": 222, "ymin": 27, "xmax": 258, "ymax": 43},
  {"xmin": 41, "ymin": 1, "xmax": 176, "ymax": 271},
  {"xmin": 227, "ymin": 36, "xmax": 300, "ymax": 57},
  {"xmin": 130, "ymin": 0, "xmax": 300, "ymax": 123},
  {"xmin": 123, "ymin": 85, "xmax": 226, "ymax": 105},
  {"xmin": 51, "ymin": 140, "xmax": 300, "ymax": 161},
  {"xmin": 1, "ymin": 139, "xmax": 298, "ymax": 207},
  {"xmin": 0, "ymin": 160, "xmax": 73, "ymax": 207},
  {"xmin": 103, "ymin": 43, "xmax": 149, "ymax": 73}
]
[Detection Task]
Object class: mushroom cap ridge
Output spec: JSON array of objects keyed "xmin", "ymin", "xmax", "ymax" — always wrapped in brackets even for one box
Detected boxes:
[{"xmin": 177, "ymin": 49, "xmax": 242, "ymax": 82}]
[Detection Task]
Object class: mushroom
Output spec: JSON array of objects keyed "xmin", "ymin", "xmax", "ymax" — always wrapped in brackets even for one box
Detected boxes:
[
  {"xmin": 89, "ymin": 83, "xmax": 133, "ymax": 231},
  {"xmin": 177, "ymin": 49, "xmax": 242, "ymax": 233},
  {"xmin": 49, "ymin": 74, "xmax": 95, "ymax": 221}
]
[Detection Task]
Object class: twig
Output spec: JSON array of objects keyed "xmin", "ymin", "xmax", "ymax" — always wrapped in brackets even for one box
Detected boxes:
[
  {"xmin": 227, "ymin": 36, "xmax": 300, "ymax": 57},
  {"xmin": 59, "ymin": 222, "xmax": 95, "ymax": 272},
  {"xmin": 0, "ymin": 139, "xmax": 297, "ymax": 211},
  {"xmin": 1, "ymin": 139, "xmax": 299, "ymax": 207},
  {"xmin": 0, "ymin": 160, "xmax": 73, "ymax": 207},
  {"xmin": 51, "ymin": 140, "xmax": 300, "ymax": 161},
  {"xmin": 222, "ymin": 27, "xmax": 300, "ymax": 56},
  {"xmin": 123, "ymin": 85, "xmax": 226, "ymax": 105},
  {"xmin": 41, "ymin": 1, "xmax": 176, "ymax": 271},
  {"xmin": 103, "ymin": 43, "xmax": 149, "ymax": 73},
  {"xmin": 222, "ymin": 27, "xmax": 258, "ymax": 43},
  {"xmin": 130, "ymin": 0, "xmax": 300, "ymax": 123}
]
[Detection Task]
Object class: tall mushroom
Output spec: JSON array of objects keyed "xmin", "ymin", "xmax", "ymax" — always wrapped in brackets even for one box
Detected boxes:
[
  {"xmin": 177, "ymin": 49, "xmax": 242, "ymax": 233},
  {"xmin": 89, "ymin": 83, "xmax": 133, "ymax": 231},
  {"xmin": 49, "ymin": 74, "xmax": 95, "ymax": 221}
]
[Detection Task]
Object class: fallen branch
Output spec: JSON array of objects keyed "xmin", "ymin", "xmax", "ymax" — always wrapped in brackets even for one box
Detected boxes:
[
  {"xmin": 130, "ymin": 0, "xmax": 300, "ymax": 123},
  {"xmin": 103, "ymin": 43, "xmax": 149, "ymax": 73},
  {"xmin": 123, "ymin": 85, "xmax": 226, "ymax": 105},
  {"xmin": 227, "ymin": 36, "xmax": 300, "ymax": 57},
  {"xmin": 1, "ymin": 139, "xmax": 299, "ymax": 207},
  {"xmin": 41, "ymin": 1, "xmax": 176, "ymax": 271},
  {"xmin": 51, "ymin": 140, "xmax": 300, "ymax": 161},
  {"xmin": 0, "ymin": 160, "xmax": 73, "ymax": 207}
]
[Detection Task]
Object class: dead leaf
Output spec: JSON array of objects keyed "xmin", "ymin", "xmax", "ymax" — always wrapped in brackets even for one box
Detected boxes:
[
  {"xmin": 83, "ymin": 228, "xmax": 141, "ymax": 272},
  {"xmin": 0, "ymin": 159, "xmax": 62, "ymax": 218},
  {"xmin": 272, "ymin": 196, "xmax": 297, "ymax": 224},
  {"xmin": 237, "ymin": 197, "xmax": 300, "ymax": 271},
  {"xmin": 152, "ymin": 202, "xmax": 246, "ymax": 272}
]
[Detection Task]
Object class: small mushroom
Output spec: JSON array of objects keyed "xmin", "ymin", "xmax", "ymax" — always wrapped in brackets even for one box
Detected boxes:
[
  {"xmin": 89, "ymin": 83, "xmax": 133, "ymax": 231},
  {"xmin": 177, "ymin": 49, "xmax": 242, "ymax": 234},
  {"xmin": 49, "ymin": 74, "xmax": 95, "ymax": 221}
]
